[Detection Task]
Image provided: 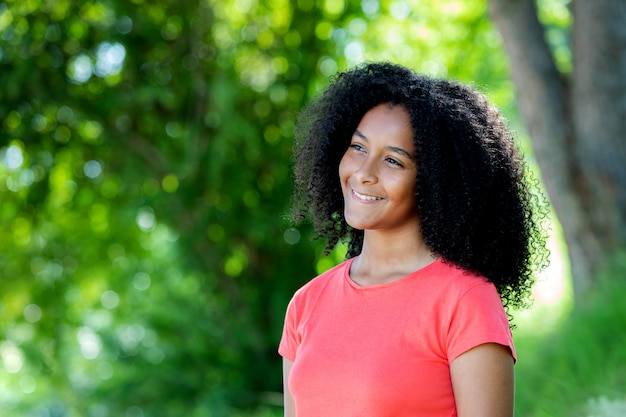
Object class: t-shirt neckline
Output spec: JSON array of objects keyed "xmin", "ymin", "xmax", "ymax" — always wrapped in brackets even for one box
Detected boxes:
[{"xmin": 343, "ymin": 256, "xmax": 443, "ymax": 290}]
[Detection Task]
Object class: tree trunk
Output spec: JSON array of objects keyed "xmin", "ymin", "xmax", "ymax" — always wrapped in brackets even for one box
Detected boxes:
[
  {"xmin": 571, "ymin": 0, "xmax": 626, "ymax": 259},
  {"xmin": 488, "ymin": 0, "xmax": 626, "ymax": 299}
]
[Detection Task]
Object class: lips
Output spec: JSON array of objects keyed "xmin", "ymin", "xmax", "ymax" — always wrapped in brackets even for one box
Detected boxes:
[{"xmin": 352, "ymin": 189, "xmax": 383, "ymax": 201}]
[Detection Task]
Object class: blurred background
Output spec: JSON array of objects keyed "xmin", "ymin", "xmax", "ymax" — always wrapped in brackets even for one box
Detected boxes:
[{"xmin": 1, "ymin": 0, "xmax": 625, "ymax": 416}]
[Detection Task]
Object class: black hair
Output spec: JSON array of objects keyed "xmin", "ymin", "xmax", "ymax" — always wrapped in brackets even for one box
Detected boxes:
[{"xmin": 292, "ymin": 62, "xmax": 549, "ymax": 310}]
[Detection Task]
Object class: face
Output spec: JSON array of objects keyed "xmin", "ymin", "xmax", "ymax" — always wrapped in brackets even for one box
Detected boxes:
[{"xmin": 339, "ymin": 104, "xmax": 419, "ymax": 232}]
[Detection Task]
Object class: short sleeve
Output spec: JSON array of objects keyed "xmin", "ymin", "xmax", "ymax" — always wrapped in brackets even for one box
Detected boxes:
[
  {"xmin": 446, "ymin": 282, "xmax": 516, "ymax": 363},
  {"xmin": 278, "ymin": 296, "xmax": 299, "ymax": 361}
]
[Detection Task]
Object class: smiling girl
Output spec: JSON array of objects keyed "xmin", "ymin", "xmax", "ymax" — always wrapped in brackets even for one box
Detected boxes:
[{"xmin": 279, "ymin": 62, "xmax": 549, "ymax": 417}]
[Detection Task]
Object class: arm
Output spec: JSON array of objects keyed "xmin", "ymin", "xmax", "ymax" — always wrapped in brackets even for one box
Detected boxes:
[
  {"xmin": 283, "ymin": 358, "xmax": 296, "ymax": 417},
  {"xmin": 450, "ymin": 342, "xmax": 515, "ymax": 417}
]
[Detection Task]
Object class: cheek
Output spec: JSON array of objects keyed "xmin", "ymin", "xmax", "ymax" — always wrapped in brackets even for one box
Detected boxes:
[
  {"xmin": 338, "ymin": 153, "xmax": 351, "ymax": 184},
  {"xmin": 393, "ymin": 176, "xmax": 417, "ymax": 204}
]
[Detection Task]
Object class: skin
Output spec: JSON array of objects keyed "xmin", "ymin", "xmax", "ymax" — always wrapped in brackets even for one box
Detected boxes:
[
  {"xmin": 283, "ymin": 358, "xmax": 295, "ymax": 417},
  {"xmin": 339, "ymin": 103, "xmax": 433, "ymax": 285},
  {"xmin": 450, "ymin": 343, "xmax": 515, "ymax": 417},
  {"xmin": 283, "ymin": 104, "xmax": 515, "ymax": 417},
  {"xmin": 339, "ymin": 103, "xmax": 419, "ymax": 239}
]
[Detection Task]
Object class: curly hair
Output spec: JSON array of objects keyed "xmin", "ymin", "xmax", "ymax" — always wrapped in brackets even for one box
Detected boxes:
[{"xmin": 291, "ymin": 62, "xmax": 549, "ymax": 311}]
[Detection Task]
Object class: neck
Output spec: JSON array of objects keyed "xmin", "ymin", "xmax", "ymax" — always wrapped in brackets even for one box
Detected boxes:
[{"xmin": 350, "ymin": 226, "xmax": 437, "ymax": 286}]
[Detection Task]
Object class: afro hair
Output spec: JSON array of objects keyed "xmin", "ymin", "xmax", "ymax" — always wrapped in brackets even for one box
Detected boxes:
[{"xmin": 291, "ymin": 62, "xmax": 549, "ymax": 311}]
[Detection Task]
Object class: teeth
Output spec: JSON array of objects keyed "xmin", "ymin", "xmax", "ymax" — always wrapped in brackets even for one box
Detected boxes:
[{"xmin": 354, "ymin": 190, "xmax": 382, "ymax": 201}]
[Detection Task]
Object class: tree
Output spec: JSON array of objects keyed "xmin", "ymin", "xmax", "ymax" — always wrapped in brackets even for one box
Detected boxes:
[
  {"xmin": 0, "ymin": 0, "xmax": 325, "ymax": 414},
  {"xmin": 488, "ymin": 0, "xmax": 626, "ymax": 298}
]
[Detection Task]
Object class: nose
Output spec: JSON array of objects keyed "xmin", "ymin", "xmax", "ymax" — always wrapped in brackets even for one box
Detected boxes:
[{"xmin": 354, "ymin": 156, "xmax": 378, "ymax": 184}]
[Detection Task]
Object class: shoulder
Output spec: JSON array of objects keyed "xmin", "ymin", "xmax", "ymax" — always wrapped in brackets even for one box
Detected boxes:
[
  {"xmin": 288, "ymin": 258, "xmax": 352, "ymax": 307},
  {"xmin": 428, "ymin": 259, "xmax": 497, "ymax": 298},
  {"xmin": 431, "ymin": 261, "xmax": 514, "ymax": 362},
  {"xmin": 422, "ymin": 259, "xmax": 505, "ymax": 321}
]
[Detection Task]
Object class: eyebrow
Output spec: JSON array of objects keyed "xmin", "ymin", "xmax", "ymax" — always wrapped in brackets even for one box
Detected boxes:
[{"xmin": 353, "ymin": 129, "xmax": 414, "ymax": 160}]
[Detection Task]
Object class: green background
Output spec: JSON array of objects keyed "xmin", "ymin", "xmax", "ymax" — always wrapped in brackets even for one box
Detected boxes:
[{"xmin": 1, "ymin": 0, "xmax": 624, "ymax": 416}]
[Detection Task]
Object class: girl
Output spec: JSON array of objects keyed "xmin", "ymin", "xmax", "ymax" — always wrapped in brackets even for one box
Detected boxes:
[{"xmin": 279, "ymin": 62, "xmax": 548, "ymax": 417}]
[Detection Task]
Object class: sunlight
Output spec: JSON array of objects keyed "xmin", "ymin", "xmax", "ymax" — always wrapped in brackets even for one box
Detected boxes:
[
  {"xmin": 69, "ymin": 54, "xmax": 93, "ymax": 83},
  {"xmin": 515, "ymin": 221, "xmax": 573, "ymax": 335},
  {"xmin": 94, "ymin": 42, "xmax": 126, "ymax": 77}
]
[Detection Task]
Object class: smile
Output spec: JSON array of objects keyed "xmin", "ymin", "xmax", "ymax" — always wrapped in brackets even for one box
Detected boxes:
[{"xmin": 353, "ymin": 189, "xmax": 383, "ymax": 201}]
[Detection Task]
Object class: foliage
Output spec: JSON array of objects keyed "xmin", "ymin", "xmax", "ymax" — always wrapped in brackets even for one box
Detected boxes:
[{"xmin": 0, "ymin": 0, "xmax": 573, "ymax": 415}]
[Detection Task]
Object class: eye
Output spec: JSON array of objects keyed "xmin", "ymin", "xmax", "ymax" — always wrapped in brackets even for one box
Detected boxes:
[
  {"xmin": 385, "ymin": 157, "xmax": 404, "ymax": 167},
  {"xmin": 349, "ymin": 143, "xmax": 366, "ymax": 152}
]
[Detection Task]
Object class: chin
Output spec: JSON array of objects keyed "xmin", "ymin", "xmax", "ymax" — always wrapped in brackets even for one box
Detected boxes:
[
  {"xmin": 343, "ymin": 215, "xmax": 365, "ymax": 230},
  {"xmin": 345, "ymin": 218, "xmax": 375, "ymax": 231}
]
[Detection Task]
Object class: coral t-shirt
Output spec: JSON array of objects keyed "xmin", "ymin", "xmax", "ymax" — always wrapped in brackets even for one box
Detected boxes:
[{"xmin": 279, "ymin": 257, "xmax": 515, "ymax": 417}]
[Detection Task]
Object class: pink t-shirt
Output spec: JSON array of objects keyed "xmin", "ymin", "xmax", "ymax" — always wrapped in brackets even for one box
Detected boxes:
[{"xmin": 279, "ymin": 257, "xmax": 515, "ymax": 417}]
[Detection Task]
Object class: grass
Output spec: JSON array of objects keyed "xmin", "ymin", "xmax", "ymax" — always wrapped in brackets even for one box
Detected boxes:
[{"xmin": 514, "ymin": 254, "xmax": 626, "ymax": 416}]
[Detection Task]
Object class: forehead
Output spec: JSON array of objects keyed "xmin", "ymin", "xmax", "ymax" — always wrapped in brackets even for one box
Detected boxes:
[{"xmin": 356, "ymin": 104, "xmax": 414, "ymax": 148}]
